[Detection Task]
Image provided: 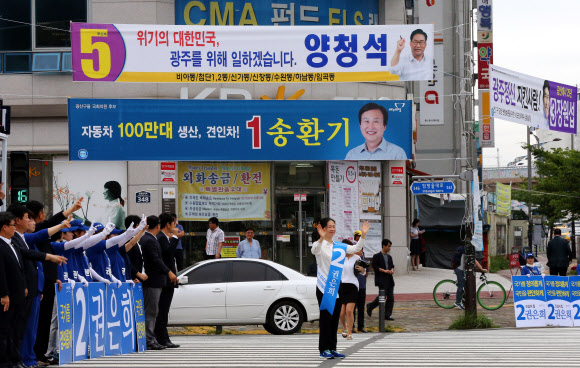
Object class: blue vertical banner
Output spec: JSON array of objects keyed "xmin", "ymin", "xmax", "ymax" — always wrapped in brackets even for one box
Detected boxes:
[
  {"xmin": 544, "ymin": 276, "xmax": 572, "ymax": 326},
  {"xmin": 56, "ymin": 283, "xmax": 73, "ymax": 365},
  {"xmin": 319, "ymin": 241, "xmax": 346, "ymax": 313},
  {"xmin": 512, "ymin": 276, "xmax": 547, "ymax": 328},
  {"xmin": 133, "ymin": 284, "xmax": 147, "ymax": 352},
  {"xmin": 106, "ymin": 284, "xmax": 123, "ymax": 356},
  {"xmin": 570, "ymin": 276, "xmax": 580, "ymax": 326},
  {"xmin": 73, "ymin": 284, "xmax": 90, "ymax": 361},
  {"xmin": 120, "ymin": 283, "xmax": 136, "ymax": 354},
  {"xmin": 88, "ymin": 283, "xmax": 107, "ymax": 359}
]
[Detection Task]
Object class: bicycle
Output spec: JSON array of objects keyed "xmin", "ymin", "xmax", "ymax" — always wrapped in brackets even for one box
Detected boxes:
[{"xmin": 433, "ymin": 272, "xmax": 507, "ymax": 310}]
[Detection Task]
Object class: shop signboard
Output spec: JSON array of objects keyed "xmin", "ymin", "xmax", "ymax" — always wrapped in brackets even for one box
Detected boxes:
[
  {"xmin": 71, "ymin": 23, "xmax": 434, "ymax": 83},
  {"xmin": 221, "ymin": 236, "xmax": 240, "ymax": 258},
  {"xmin": 178, "ymin": 162, "xmax": 271, "ymax": 221},
  {"xmin": 490, "ymin": 65, "xmax": 577, "ymax": 133},
  {"xmin": 68, "ymin": 99, "xmax": 412, "ymax": 161},
  {"xmin": 175, "ymin": 0, "xmax": 379, "ymax": 26}
]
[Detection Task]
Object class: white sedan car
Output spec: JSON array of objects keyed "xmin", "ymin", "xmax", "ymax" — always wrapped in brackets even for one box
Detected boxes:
[{"xmin": 168, "ymin": 258, "xmax": 319, "ymax": 334}]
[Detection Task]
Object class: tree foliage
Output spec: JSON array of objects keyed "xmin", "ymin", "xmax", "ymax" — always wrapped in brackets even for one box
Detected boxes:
[{"xmin": 511, "ymin": 145, "xmax": 580, "ymax": 227}]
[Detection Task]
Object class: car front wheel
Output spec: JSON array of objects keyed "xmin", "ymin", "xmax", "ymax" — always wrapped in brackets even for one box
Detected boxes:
[{"xmin": 267, "ymin": 300, "xmax": 303, "ymax": 335}]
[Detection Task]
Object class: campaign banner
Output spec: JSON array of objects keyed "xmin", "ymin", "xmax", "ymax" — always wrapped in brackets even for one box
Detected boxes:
[
  {"xmin": 73, "ymin": 284, "xmax": 90, "ymax": 361},
  {"xmin": 88, "ymin": 283, "xmax": 107, "ymax": 359},
  {"xmin": 133, "ymin": 284, "xmax": 147, "ymax": 352},
  {"xmin": 178, "ymin": 162, "xmax": 270, "ymax": 221},
  {"xmin": 513, "ymin": 276, "xmax": 547, "ymax": 328},
  {"xmin": 119, "ymin": 283, "xmax": 136, "ymax": 354},
  {"xmin": 544, "ymin": 276, "xmax": 573, "ymax": 326},
  {"xmin": 175, "ymin": 0, "xmax": 379, "ymax": 26},
  {"xmin": 56, "ymin": 283, "xmax": 73, "ymax": 365},
  {"xmin": 419, "ymin": 44, "xmax": 444, "ymax": 126},
  {"xmin": 479, "ymin": 91, "xmax": 494, "ymax": 148},
  {"xmin": 471, "ymin": 169, "xmax": 483, "ymax": 252},
  {"xmin": 569, "ymin": 276, "xmax": 580, "ymax": 326},
  {"xmin": 106, "ymin": 284, "xmax": 122, "ymax": 356},
  {"xmin": 359, "ymin": 162, "xmax": 382, "ymax": 220},
  {"xmin": 496, "ymin": 182, "xmax": 511, "ymax": 216},
  {"xmin": 70, "ymin": 23, "xmax": 434, "ymax": 83},
  {"xmin": 490, "ymin": 65, "xmax": 577, "ymax": 134},
  {"xmin": 68, "ymin": 99, "xmax": 412, "ymax": 161},
  {"xmin": 328, "ymin": 161, "xmax": 359, "ymax": 242}
]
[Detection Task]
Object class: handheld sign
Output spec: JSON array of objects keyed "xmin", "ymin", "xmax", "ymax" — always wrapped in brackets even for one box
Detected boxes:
[
  {"xmin": 88, "ymin": 283, "xmax": 107, "ymax": 359},
  {"xmin": 56, "ymin": 283, "xmax": 73, "ymax": 365},
  {"xmin": 513, "ymin": 276, "xmax": 547, "ymax": 327},
  {"xmin": 73, "ymin": 284, "xmax": 90, "ymax": 361}
]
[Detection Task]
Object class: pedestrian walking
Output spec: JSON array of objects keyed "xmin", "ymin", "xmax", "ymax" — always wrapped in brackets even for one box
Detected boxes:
[
  {"xmin": 367, "ymin": 239, "xmax": 395, "ymax": 320},
  {"xmin": 339, "ymin": 240, "xmax": 366, "ymax": 340},
  {"xmin": 311, "ymin": 218, "xmax": 370, "ymax": 360},
  {"xmin": 205, "ymin": 217, "xmax": 224, "ymax": 259},
  {"xmin": 410, "ymin": 219, "xmax": 425, "ymax": 271}
]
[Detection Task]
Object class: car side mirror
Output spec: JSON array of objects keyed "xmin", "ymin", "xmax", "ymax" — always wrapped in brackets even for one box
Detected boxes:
[{"xmin": 180, "ymin": 276, "xmax": 188, "ymax": 284}]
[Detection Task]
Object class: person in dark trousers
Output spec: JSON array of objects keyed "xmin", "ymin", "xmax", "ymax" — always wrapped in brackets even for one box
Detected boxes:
[
  {"xmin": 0, "ymin": 212, "xmax": 27, "ymax": 368},
  {"xmin": 171, "ymin": 214, "xmax": 185, "ymax": 271},
  {"xmin": 154, "ymin": 213, "xmax": 180, "ymax": 349},
  {"xmin": 29, "ymin": 198, "xmax": 83, "ymax": 364},
  {"xmin": 547, "ymin": 228, "xmax": 573, "ymax": 276},
  {"xmin": 367, "ymin": 239, "xmax": 395, "ymax": 320},
  {"xmin": 140, "ymin": 216, "xmax": 178, "ymax": 351},
  {"xmin": 126, "ymin": 215, "xmax": 148, "ymax": 283},
  {"xmin": 354, "ymin": 249, "xmax": 368, "ymax": 333}
]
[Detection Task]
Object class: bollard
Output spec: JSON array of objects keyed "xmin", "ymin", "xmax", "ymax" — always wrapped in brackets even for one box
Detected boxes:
[
  {"xmin": 378, "ymin": 289, "xmax": 385, "ymax": 333},
  {"xmin": 216, "ymin": 325, "xmax": 222, "ymax": 334}
]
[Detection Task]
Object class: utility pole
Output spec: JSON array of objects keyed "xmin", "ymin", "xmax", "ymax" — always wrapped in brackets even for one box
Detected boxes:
[
  {"xmin": 527, "ymin": 127, "xmax": 533, "ymax": 253},
  {"xmin": 572, "ymin": 134, "xmax": 576, "ymax": 257}
]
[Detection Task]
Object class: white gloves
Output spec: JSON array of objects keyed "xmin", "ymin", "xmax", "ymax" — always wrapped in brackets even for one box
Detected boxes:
[
  {"xmin": 110, "ymin": 275, "xmax": 123, "ymax": 287},
  {"xmin": 69, "ymin": 279, "xmax": 76, "ymax": 289},
  {"xmin": 127, "ymin": 279, "xmax": 135, "ymax": 285},
  {"xmin": 137, "ymin": 214, "xmax": 147, "ymax": 231},
  {"xmin": 78, "ymin": 275, "xmax": 89, "ymax": 287},
  {"xmin": 87, "ymin": 224, "xmax": 97, "ymax": 236}
]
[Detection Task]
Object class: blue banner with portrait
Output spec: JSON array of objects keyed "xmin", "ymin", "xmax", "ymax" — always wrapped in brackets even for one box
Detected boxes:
[
  {"xmin": 88, "ymin": 283, "xmax": 107, "ymax": 359},
  {"xmin": 56, "ymin": 283, "xmax": 73, "ymax": 365},
  {"xmin": 133, "ymin": 284, "xmax": 147, "ymax": 352},
  {"xmin": 72, "ymin": 284, "xmax": 90, "ymax": 361},
  {"xmin": 105, "ymin": 284, "xmax": 123, "ymax": 356},
  {"xmin": 175, "ymin": 0, "xmax": 379, "ymax": 26},
  {"xmin": 68, "ymin": 99, "xmax": 412, "ymax": 161}
]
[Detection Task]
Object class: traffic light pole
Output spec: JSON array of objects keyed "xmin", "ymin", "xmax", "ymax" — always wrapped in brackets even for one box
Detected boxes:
[{"xmin": 0, "ymin": 134, "xmax": 6, "ymax": 211}]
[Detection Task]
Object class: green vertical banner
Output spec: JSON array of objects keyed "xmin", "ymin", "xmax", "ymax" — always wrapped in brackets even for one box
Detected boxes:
[{"xmin": 496, "ymin": 182, "xmax": 511, "ymax": 216}]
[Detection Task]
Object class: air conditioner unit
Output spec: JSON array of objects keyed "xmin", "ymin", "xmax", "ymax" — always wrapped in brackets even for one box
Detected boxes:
[{"xmin": 32, "ymin": 53, "xmax": 61, "ymax": 71}]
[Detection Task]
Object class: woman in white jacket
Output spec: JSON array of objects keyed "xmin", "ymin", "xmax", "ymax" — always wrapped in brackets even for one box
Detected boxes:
[{"xmin": 311, "ymin": 218, "xmax": 370, "ymax": 359}]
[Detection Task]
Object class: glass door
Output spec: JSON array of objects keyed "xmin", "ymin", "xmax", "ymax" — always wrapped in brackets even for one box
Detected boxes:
[{"xmin": 275, "ymin": 190, "xmax": 326, "ymax": 273}]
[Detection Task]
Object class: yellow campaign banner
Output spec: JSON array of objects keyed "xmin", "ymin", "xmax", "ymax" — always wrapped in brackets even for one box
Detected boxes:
[
  {"xmin": 178, "ymin": 162, "xmax": 271, "ymax": 221},
  {"xmin": 496, "ymin": 182, "xmax": 511, "ymax": 217}
]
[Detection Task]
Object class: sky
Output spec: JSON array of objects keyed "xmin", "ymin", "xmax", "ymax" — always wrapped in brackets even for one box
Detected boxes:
[{"xmin": 482, "ymin": 1, "xmax": 580, "ymax": 167}]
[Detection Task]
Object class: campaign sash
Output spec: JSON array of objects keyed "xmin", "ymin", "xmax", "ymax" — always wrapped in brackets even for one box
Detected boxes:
[{"xmin": 319, "ymin": 241, "xmax": 347, "ymax": 313}]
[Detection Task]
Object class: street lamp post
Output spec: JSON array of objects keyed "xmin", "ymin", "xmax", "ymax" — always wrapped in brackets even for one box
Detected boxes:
[{"xmin": 528, "ymin": 132, "xmax": 561, "ymax": 256}]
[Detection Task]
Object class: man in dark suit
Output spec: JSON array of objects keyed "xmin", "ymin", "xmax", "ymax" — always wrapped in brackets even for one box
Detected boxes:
[
  {"xmin": 547, "ymin": 228, "xmax": 573, "ymax": 276},
  {"xmin": 125, "ymin": 215, "xmax": 148, "ymax": 283},
  {"xmin": 155, "ymin": 213, "xmax": 180, "ymax": 349},
  {"xmin": 366, "ymin": 239, "xmax": 395, "ymax": 320},
  {"xmin": 0, "ymin": 212, "xmax": 28, "ymax": 368},
  {"xmin": 28, "ymin": 198, "xmax": 83, "ymax": 364},
  {"xmin": 140, "ymin": 216, "xmax": 178, "ymax": 350}
]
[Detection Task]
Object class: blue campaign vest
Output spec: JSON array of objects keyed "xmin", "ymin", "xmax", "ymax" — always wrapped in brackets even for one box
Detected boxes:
[{"xmin": 319, "ymin": 241, "xmax": 347, "ymax": 313}]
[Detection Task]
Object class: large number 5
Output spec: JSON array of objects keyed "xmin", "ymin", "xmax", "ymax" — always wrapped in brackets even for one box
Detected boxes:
[{"xmin": 80, "ymin": 29, "xmax": 111, "ymax": 79}]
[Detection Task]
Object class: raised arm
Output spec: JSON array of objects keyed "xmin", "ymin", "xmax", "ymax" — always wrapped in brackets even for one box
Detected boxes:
[
  {"xmin": 63, "ymin": 226, "xmax": 95, "ymax": 250},
  {"xmin": 346, "ymin": 221, "xmax": 370, "ymax": 254},
  {"xmin": 106, "ymin": 224, "xmax": 136, "ymax": 249}
]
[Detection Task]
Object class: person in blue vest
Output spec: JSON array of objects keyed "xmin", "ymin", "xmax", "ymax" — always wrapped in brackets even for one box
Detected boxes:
[
  {"xmin": 84, "ymin": 221, "xmax": 124, "ymax": 286},
  {"xmin": 521, "ymin": 253, "xmax": 542, "ymax": 276},
  {"xmin": 105, "ymin": 215, "xmax": 147, "ymax": 283}
]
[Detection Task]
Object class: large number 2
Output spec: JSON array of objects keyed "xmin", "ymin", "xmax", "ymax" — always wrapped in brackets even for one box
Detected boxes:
[
  {"xmin": 80, "ymin": 29, "xmax": 111, "ymax": 79},
  {"xmin": 516, "ymin": 305, "xmax": 525, "ymax": 320},
  {"xmin": 574, "ymin": 305, "xmax": 580, "ymax": 320},
  {"xmin": 246, "ymin": 116, "xmax": 261, "ymax": 149},
  {"xmin": 548, "ymin": 304, "xmax": 555, "ymax": 319},
  {"xmin": 75, "ymin": 287, "xmax": 87, "ymax": 356},
  {"xmin": 330, "ymin": 248, "xmax": 346, "ymax": 267}
]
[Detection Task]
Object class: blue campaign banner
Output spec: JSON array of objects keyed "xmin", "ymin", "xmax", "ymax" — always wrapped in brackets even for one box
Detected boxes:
[
  {"xmin": 68, "ymin": 99, "xmax": 412, "ymax": 162},
  {"xmin": 56, "ymin": 283, "xmax": 73, "ymax": 365},
  {"xmin": 106, "ymin": 284, "xmax": 123, "ymax": 356},
  {"xmin": 133, "ymin": 284, "xmax": 147, "ymax": 352},
  {"xmin": 175, "ymin": 0, "xmax": 379, "ymax": 26},
  {"xmin": 512, "ymin": 276, "xmax": 547, "ymax": 328},
  {"xmin": 119, "ymin": 283, "xmax": 136, "ymax": 354},
  {"xmin": 88, "ymin": 283, "xmax": 107, "ymax": 359},
  {"xmin": 570, "ymin": 276, "xmax": 580, "ymax": 326},
  {"xmin": 544, "ymin": 276, "xmax": 572, "ymax": 327},
  {"xmin": 73, "ymin": 284, "xmax": 90, "ymax": 361}
]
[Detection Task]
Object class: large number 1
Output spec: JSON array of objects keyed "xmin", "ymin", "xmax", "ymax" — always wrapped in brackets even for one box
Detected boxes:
[
  {"xmin": 80, "ymin": 29, "xmax": 111, "ymax": 79},
  {"xmin": 246, "ymin": 116, "xmax": 261, "ymax": 149}
]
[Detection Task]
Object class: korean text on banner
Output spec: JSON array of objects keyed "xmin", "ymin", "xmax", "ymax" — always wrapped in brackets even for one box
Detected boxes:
[
  {"xmin": 496, "ymin": 182, "xmax": 511, "ymax": 216},
  {"xmin": 56, "ymin": 283, "xmax": 73, "ymax": 365},
  {"xmin": 328, "ymin": 161, "xmax": 359, "ymax": 242},
  {"xmin": 68, "ymin": 99, "xmax": 412, "ymax": 161},
  {"xmin": 544, "ymin": 276, "xmax": 572, "ymax": 326},
  {"xmin": 358, "ymin": 162, "xmax": 382, "ymax": 255},
  {"xmin": 513, "ymin": 276, "xmax": 547, "ymax": 328},
  {"xmin": 105, "ymin": 284, "xmax": 122, "ymax": 356},
  {"xmin": 71, "ymin": 23, "xmax": 434, "ymax": 83},
  {"xmin": 178, "ymin": 162, "xmax": 270, "ymax": 221},
  {"xmin": 88, "ymin": 283, "xmax": 107, "ymax": 359},
  {"xmin": 490, "ymin": 65, "xmax": 577, "ymax": 134},
  {"xmin": 479, "ymin": 90, "xmax": 494, "ymax": 148},
  {"xmin": 132, "ymin": 284, "xmax": 147, "ymax": 352},
  {"xmin": 569, "ymin": 276, "xmax": 580, "ymax": 326},
  {"xmin": 119, "ymin": 283, "xmax": 136, "ymax": 354},
  {"xmin": 221, "ymin": 236, "xmax": 240, "ymax": 258},
  {"xmin": 175, "ymin": 0, "xmax": 379, "ymax": 26}
]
